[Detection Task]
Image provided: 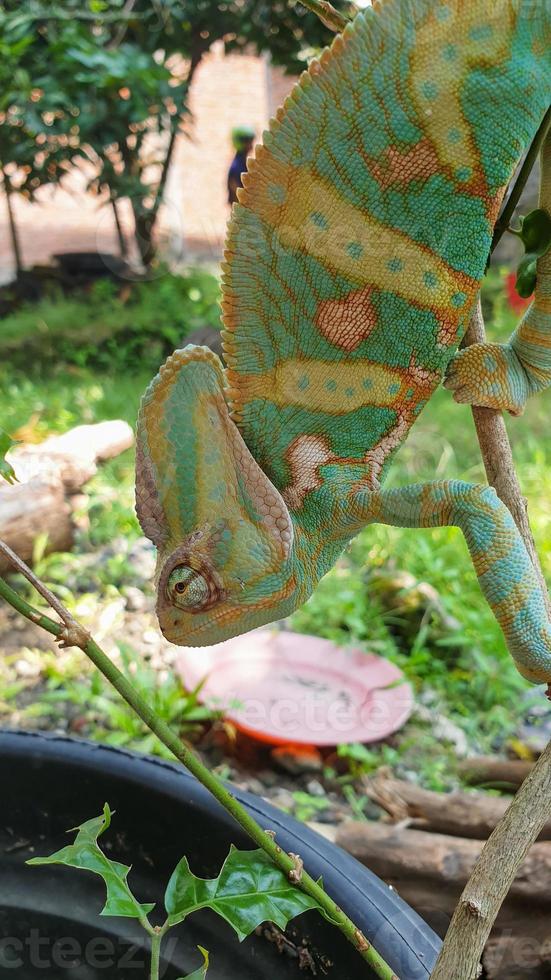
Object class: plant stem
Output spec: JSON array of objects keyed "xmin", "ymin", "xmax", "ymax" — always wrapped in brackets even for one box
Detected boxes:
[
  {"xmin": 491, "ymin": 106, "xmax": 551, "ymax": 253},
  {"xmin": 150, "ymin": 930, "xmax": 162, "ymax": 980},
  {"xmin": 0, "ymin": 555, "xmax": 397, "ymax": 980},
  {"xmin": 297, "ymin": 0, "xmax": 349, "ymax": 33}
]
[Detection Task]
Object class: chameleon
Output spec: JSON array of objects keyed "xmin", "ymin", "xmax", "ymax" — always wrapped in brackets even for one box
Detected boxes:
[{"xmin": 136, "ymin": 0, "xmax": 551, "ymax": 687}]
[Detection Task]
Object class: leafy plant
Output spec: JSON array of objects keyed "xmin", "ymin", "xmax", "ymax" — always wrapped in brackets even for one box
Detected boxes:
[
  {"xmin": 0, "ymin": 428, "xmax": 18, "ymax": 484},
  {"xmin": 29, "ymin": 804, "xmax": 322, "ymax": 980},
  {"xmin": 0, "ymin": 268, "xmax": 222, "ymax": 373}
]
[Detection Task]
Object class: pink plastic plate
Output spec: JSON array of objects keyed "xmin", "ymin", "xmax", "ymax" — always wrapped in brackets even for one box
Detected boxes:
[{"xmin": 176, "ymin": 630, "xmax": 413, "ymax": 746}]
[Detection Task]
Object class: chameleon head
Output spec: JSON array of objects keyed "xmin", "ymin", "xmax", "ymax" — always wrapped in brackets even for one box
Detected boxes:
[{"xmin": 136, "ymin": 346, "xmax": 299, "ymax": 646}]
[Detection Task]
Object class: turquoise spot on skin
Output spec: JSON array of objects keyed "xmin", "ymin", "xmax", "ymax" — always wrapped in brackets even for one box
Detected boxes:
[
  {"xmin": 209, "ymin": 484, "xmax": 226, "ymax": 503},
  {"xmin": 432, "ymin": 487, "xmax": 446, "ymax": 501},
  {"xmin": 456, "ymin": 167, "xmax": 472, "ymax": 182},
  {"xmin": 362, "ymin": 378, "xmax": 373, "ymax": 390},
  {"xmin": 424, "ymin": 271, "xmax": 438, "ymax": 289},
  {"xmin": 442, "ymin": 44, "xmax": 457, "ymax": 61},
  {"xmin": 388, "ymin": 383, "xmax": 400, "ymax": 396},
  {"xmin": 414, "ymin": 400, "xmax": 427, "ymax": 414},
  {"xmin": 452, "ymin": 292, "xmax": 467, "ymax": 308},
  {"xmin": 310, "ymin": 211, "xmax": 328, "ymax": 230},
  {"xmin": 421, "ymin": 81, "xmax": 438, "ymax": 100},
  {"xmin": 483, "ymin": 354, "xmax": 498, "ymax": 373},
  {"xmin": 387, "ymin": 258, "xmax": 404, "ymax": 273},
  {"xmin": 325, "ymin": 379, "xmax": 337, "ymax": 392},
  {"xmin": 268, "ymin": 183, "xmax": 286, "ymax": 204},
  {"xmin": 436, "ymin": 5, "xmax": 451, "ymax": 20},
  {"xmin": 347, "ymin": 242, "xmax": 364, "ymax": 260},
  {"xmin": 448, "ymin": 128, "xmax": 462, "ymax": 144},
  {"xmin": 406, "ymin": 388, "xmax": 414, "ymax": 400},
  {"xmin": 298, "ymin": 374, "xmax": 310, "ymax": 391},
  {"xmin": 345, "ymin": 387, "xmax": 355, "ymax": 397},
  {"xmin": 469, "ymin": 24, "xmax": 493, "ymax": 41}
]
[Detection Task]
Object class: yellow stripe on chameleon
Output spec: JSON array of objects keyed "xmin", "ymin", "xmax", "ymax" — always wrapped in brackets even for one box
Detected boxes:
[
  {"xmin": 238, "ymin": 359, "xmax": 405, "ymax": 413},
  {"xmin": 241, "ymin": 153, "xmax": 476, "ymax": 310},
  {"xmin": 410, "ymin": 0, "xmax": 514, "ymax": 186}
]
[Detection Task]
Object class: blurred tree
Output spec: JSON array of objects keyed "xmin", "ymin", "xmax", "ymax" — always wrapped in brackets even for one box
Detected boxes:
[
  {"xmin": 0, "ymin": 0, "xmax": 349, "ymax": 269},
  {"xmin": 0, "ymin": 26, "xmax": 67, "ymax": 275}
]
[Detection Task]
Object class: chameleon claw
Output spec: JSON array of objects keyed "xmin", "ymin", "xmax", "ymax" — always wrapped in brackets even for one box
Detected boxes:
[{"xmin": 288, "ymin": 852, "xmax": 304, "ymax": 884}]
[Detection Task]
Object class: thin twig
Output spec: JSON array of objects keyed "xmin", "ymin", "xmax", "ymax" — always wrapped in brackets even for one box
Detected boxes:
[
  {"xmin": 0, "ymin": 539, "xmax": 74, "ymax": 626},
  {"xmin": 0, "ymin": 550, "xmax": 396, "ymax": 980},
  {"xmin": 296, "ymin": 0, "xmax": 349, "ymax": 33}
]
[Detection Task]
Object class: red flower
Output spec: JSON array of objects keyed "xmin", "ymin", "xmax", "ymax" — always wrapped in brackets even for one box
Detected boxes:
[{"xmin": 505, "ymin": 271, "xmax": 532, "ymax": 313}]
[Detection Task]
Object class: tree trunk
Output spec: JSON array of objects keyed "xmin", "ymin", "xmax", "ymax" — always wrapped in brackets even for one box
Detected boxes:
[
  {"xmin": 1, "ymin": 166, "xmax": 23, "ymax": 276},
  {"xmin": 111, "ymin": 197, "xmax": 128, "ymax": 257}
]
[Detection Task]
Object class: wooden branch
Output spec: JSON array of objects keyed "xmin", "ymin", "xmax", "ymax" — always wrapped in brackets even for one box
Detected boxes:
[
  {"xmin": 432, "ymin": 130, "xmax": 551, "ymax": 979},
  {"xmin": 430, "ymin": 739, "xmax": 551, "ymax": 979},
  {"xmin": 364, "ymin": 771, "xmax": 551, "ymax": 840}
]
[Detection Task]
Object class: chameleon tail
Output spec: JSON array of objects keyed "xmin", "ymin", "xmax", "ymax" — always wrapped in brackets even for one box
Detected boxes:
[{"xmin": 351, "ymin": 480, "xmax": 551, "ymax": 684}]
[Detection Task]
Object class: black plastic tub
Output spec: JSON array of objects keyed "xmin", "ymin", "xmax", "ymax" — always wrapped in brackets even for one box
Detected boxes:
[{"xmin": 0, "ymin": 731, "xmax": 441, "ymax": 978}]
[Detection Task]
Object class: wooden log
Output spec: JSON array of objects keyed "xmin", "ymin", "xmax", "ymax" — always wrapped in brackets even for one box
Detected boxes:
[
  {"xmin": 458, "ymin": 755, "xmax": 535, "ymax": 789},
  {"xmin": 10, "ymin": 421, "xmax": 134, "ymax": 493},
  {"xmin": 335, "ymin": 821, "xmax": 551, "ymax": 903},
  {"xmin": 0, "ymin": 479, "xmax": 73, "ymax": 569},
  {"xmin": 364, "ymin": 771, "xmax": 551, "ymax": 840},
  {"xmin": 0, "ymin": 420, "xmax": 134, "ymax": 569}
]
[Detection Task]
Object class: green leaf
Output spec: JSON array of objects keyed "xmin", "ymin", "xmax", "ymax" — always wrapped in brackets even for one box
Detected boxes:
[
  {"xmin": 519, "ymin": 209, "xmax": 551, "ymax": 257},
  {"xmin": 27, "ymin": 804, "xmax": 155, "ymax": 920},
  {"xmin": 0, "ymin": 428, "xmax": 18, "ymax": 484},
  {"xmin": 164, "ymin": 846, "xmax": 321, "ymax": 941},
  {"xmin": 515, "ymin": 252, "xmax": 538, "ymax": 298},
  {"xmin": 177, "ymin": 946, "xmax": 209, "ymax": 980}
]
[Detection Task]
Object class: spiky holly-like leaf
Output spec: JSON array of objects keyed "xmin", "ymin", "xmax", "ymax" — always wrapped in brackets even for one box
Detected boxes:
[
  {"xmin": 177, "ymin": 946, "xmax": 209, "ymax": 980},
  {"xmin": 27, "ymin": 804, "xmax": 155, "ymax": 920},
  {"xmin": 165, "ymin": 846, "xmax": 320, "ymax": 941}
]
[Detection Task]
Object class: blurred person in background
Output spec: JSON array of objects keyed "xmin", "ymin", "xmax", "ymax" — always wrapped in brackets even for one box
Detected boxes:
[{"xmin": 227, "ymin": 126, "xmax": 255, "ymax": 205}]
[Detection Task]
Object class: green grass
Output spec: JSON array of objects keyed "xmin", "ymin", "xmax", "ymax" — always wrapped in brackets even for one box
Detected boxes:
[{"xmin": 0, "ymin": 266, "xmax": 549, "ymax": 786}]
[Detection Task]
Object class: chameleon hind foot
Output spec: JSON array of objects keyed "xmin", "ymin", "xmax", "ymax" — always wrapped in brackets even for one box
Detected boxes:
[{"xmin": 444, "ymin": 343, "xmax": 531, "ymax": 415}]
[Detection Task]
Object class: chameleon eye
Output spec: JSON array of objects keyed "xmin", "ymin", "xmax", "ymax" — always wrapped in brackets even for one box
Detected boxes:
[{"xmin": 167, "ymin": 565, "xmax": 220, "ymax": 611}]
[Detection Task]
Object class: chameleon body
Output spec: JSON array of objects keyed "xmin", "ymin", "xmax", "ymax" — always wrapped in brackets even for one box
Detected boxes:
[{"xmin": 136, "ymin": 0, "xmax": 551, "ymax": 685}]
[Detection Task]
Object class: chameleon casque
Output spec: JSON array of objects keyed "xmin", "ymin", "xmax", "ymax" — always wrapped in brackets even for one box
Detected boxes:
[{"xmin": 136, "ymin": 0, "xmax": 551, "ymax": 686}]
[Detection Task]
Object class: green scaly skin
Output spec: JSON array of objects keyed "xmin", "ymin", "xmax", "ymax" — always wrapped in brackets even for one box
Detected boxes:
[{"xmin": 136, "ymin": 0, "xmax": 551, "ymax": 686}]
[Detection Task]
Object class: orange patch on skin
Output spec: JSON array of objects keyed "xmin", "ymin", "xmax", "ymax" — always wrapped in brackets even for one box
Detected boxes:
[
  {"xmin": 369, "ymin": 139, "xmax": 442, "ymax": 191},
  {"xmin": 315, "ymin": 286, "xmax": 378, "ymax": 352}
]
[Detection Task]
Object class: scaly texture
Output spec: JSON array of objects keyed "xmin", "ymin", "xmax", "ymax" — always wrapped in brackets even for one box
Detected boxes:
[{"xmin": 136, "ymin": 0, "xmax": 551, "ymax": 684}]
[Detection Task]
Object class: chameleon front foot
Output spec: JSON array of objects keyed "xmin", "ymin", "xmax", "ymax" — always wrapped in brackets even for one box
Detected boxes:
[{"xmin": 444, "ymin": 343, "xmax": 531, "ymax": 415}]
